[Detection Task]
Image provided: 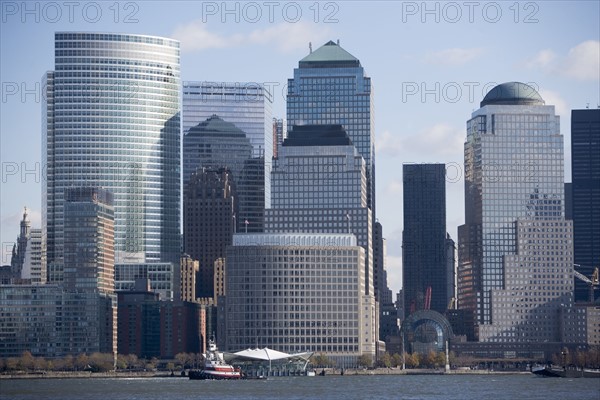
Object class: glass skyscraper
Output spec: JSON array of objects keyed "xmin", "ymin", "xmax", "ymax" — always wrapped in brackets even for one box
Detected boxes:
[
  {"xmin": 286, "ymin": 41, "xmax": 375, "ymax": 212},
  {"xmin": 458, "ymin": 82, "xmax": 567, "ymax": 329},
  {"xmin": 182, "ymin": 81, "xmax": 273, "ymax": 208},
  {"xmin": 43, "ymin": 32, "xmax": 181, "ymax": 270},
  {"xmin": 571, "ymin": 109, "xmax": 600, "ymax": 302},
  {"xmin": 402, "ymin": 164, "xmax": 448, "ymax": 316}
]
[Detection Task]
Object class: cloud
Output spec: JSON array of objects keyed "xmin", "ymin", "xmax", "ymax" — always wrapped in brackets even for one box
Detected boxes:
[
  {"xmin": 524, "ymin": 49, "xmax": 556, "ymax": 69},
  {"xmin": 539, "ymin": 89, "xmax": 569, "ymax": 117},
  {"xmin": 524, "ymin": 40, "xmax": 600, "ymax": 81},
  {"xmin": 172, "ymin": 20, "xmax": 331, "ymax": 53},
  {"xmin": 376, "ymin": 124, "xmax": 464, "ymax": 159},
  {"xmin": 562, "ymin": 40, "xmax": 600, "ymax": 81},
  {"xmin": 424, "ymin": 48, "xmax": 485, "ymax": 66},
  {"xmin": 384, "ymin": 179, "xmax": 403, "ymax": 196}
]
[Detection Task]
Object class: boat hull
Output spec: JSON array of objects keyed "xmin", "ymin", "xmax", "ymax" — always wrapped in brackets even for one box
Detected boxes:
[{"xmin": 189, "ymin": 369, "xmax": 241, "ymax": 380}]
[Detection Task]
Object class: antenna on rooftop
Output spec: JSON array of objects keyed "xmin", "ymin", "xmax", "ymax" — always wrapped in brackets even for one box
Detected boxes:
[
  {"xmin": 337, "ymin": 39, "xmax": 340, "ymax": 45},
  {"xmin": 309, "ymin": 42, "xmax": 312, "ymax": 53}
]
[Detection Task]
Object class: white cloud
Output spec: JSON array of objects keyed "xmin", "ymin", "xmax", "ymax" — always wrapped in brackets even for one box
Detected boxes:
[
  {"xmin": 384, "ymin": 179, "xmax": 403, "ymax": 196},
  {"xmin": 539, "ymin": 90, "xmax": 570, "ymax": 117},
  {"xmin": 172, "ymin": 20, "xmax": 331, "ymax": 53},
  {"xmin": 562, "ymin": 40, "xmax": 600, "ymax": 81},
  {"xmin": 524, "ymin": 40, "xmax": 600, "ymax": 81},
  {"xmin": 525, "ymin": 49, "xmax": 556, "ymax": 69},
  {"xmin": 424, "ymin": 48, "xmax": 484, "ymax": 66},
  {"xmin": 376, "ymin": 124, "xmax": 464, "ymax": 159}
]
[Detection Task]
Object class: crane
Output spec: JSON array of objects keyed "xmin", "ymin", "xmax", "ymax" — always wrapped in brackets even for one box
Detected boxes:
[{"xmin": 573, "ymin": 265, "xmax": 599, "ymax": 302}]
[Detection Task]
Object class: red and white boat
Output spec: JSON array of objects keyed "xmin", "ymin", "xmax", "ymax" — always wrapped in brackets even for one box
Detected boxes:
[{"xmin": 189, "ymin": 339, "xmax": 241, "ymax": 380}]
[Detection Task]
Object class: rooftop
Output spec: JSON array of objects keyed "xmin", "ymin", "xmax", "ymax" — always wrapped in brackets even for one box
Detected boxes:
[
  {"xmin": 299, "ymin": 40, "xmax": 360, "ymax": 68},
  {"xmin": 480, "ymin": 82, "xmax": 545, "ymax": 107},
  {"xmin": 283, "ymin": 125, "xmax": 353, "ymax": 147},
  {"xmin": 186, "ymin": 115, "xmax": 247, "ymax": 137}
]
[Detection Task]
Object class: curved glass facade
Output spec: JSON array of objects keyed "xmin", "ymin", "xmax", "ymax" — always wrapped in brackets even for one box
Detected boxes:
[{"xmin": 44, "ymin": 32, "xmax": 180, "ymax": 269}]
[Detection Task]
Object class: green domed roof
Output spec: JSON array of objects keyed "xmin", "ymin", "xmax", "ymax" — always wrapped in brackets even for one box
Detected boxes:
[{"xmin": 480, "ymin": 82, "xmax": 545, "ymax": 107}]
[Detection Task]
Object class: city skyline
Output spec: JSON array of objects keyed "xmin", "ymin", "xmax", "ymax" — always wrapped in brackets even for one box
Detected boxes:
[{"xmin": 1, "ymin": 1, "xmax": 599, "ymax": 295}]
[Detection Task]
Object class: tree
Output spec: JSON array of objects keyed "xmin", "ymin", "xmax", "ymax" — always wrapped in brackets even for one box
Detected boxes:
[
  {"xmin": 392, "ymin": 353, "xmax": 402, "ymax": 368},
  {"xmin": 405, "ymin": 352, "xmax": 420, "ymax": 368},
  {"xmin": 378, "ymin": 352, "xmax": 392, "ymax": 368},
  {"xmin": 75, "ymin": 354, "xmax": 89, "ymax": 371},
  {"xmin": 34, "ymin": 357, "xmax": 48, "ymax": 371},
  {"xmin": 126, "ymin": 354, "xmax": 140, "ymax": 370},
  {"xmin": 116, "ymin": 354, "xmax": 128, "ymax": 370},
  {"xmin": 357, "ymin": 354, "xmax": 373, "ymax": 368},
  {"xmin": 175, "ymin": 352, "xmax": 191, "ymax": 369},
  {"xmin": 18, "ymin": 351, "xmax": 35, "ymax": 371},
  {"xmin": 166, "ymin": 362, "xmax": 175, "ymax": 371}
]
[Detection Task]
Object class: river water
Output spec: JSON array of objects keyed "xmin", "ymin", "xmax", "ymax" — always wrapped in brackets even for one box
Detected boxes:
[{"xmin": 2, "ymin": 374, "xmax": 598, "ymax": 400}]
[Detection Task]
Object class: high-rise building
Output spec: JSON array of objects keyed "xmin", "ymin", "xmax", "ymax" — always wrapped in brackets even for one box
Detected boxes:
[
  {"xmin": 182, "ymin": 81, "xmax": 273, "ymax": 207},
  {"xmin": 402, "ymin": 164, "xmax": 448, "ymax": 316},
  {"xmin": 10, "ymin": 208, "xmax": 44, "ymax": 284},
  {"xmin": 571, "ymin": 109, "xmax": 600, "ymax": 302},
  {"xmin": 287, "ymin": 40, "xmax": 375, "ymax": 212},
  {"xmin": 183, "ymin": 115, "xmax": 264, "ymax": 232},
  {"xmin": 180, "ymin": 255, "xmax": 199, "ymax": 302},
  {"xmin": 223, "ymin": 233, "xmax": 376, "ymax": 367},
  {"xmin": 458, "ymin": 82, "xmax": 571, "ymax": 339},
  {"xmin": 115, "ymin": 262, "xmax": 175, "ymax": 301},
  {"xmin": 43, "ymin": 32, "xmax": 181, "ymax": 277},
  {"xmin": 63, "ymin": 186, "xmax": 116, "ymax": 354},
  {"xmin": 184, "ymin": 167, "xmax": 236, "ymax": 299},
  {"xmin": 265, "ymin": 125, "xmax": 373, "ymax": 296},
  {"xmin": 272, "ymin": 118, "xmax": 287, "ymax": 159},
  {"xmin": 63, "ymin": 187, "xmax": 114, "ymax": 295}
]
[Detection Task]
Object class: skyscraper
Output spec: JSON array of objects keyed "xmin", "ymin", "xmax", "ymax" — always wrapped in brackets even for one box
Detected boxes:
[
  {"xmin": 184, "ymin": 167, "xmax": 236, "ymax": 299},
  {"xmin": 183, "ymin": 115, "xmax": 264, "ymax": 232},
  {"xmin": 63, "ymin": 187, "xmax": 114, "ymax": 295},
  {"xmin": 43, "ymin": 32, "xmax": 181, "ymax": 275},
  {"xmin": 265, "ymin": 124, "xmax": 373, "ymax": 296},
  {"xmin": 272, "ymin": 118, "xmax": 287, "ymax": 159},
  {"xmin": 571, "ymin": 109, "xmax": 600, "ymax": 302},
  {"xmin": 458, "ymin": 82, "xmax": 570, "ymax": 338},
  {"xmin": 402, "ymin": 164, "xmax": 448, "ymax": 316},
  {"xmin": 182, "ymin": 82, "xmax": 273, "ymax": 208},
  {"xmin": 287, "ymin": 40, "xmax": 375, "ymax": 212}
]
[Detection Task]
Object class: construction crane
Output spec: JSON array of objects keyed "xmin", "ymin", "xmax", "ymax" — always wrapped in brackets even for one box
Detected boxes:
[{"xmin": 573, "ymin": 265, "xmax": 599, "ymax": 302}]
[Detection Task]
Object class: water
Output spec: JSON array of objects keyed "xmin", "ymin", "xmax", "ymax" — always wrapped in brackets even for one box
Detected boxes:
[{"xmin": 1, "ymin": 375, "xmax": 598, "ymax": 400}]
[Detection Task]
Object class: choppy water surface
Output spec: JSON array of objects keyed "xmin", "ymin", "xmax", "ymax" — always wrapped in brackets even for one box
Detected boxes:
[{"xmin": 2, "ymin": 374, "xmax": 598, "ymax": 400}]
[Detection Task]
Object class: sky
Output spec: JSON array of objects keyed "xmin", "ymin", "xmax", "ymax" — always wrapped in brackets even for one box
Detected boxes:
[{"xmin": 1, "ymin": 1, "xmax": 599, "ymax": 296}]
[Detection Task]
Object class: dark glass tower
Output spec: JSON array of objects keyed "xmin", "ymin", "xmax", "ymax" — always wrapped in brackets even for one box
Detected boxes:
[
  {"xmin": 571, "ymin": 109, "xmax": 600, "ymax": 302},
  {"xmin": 402, "ymin": 164, "xmax": 447, "ymax": 316}
]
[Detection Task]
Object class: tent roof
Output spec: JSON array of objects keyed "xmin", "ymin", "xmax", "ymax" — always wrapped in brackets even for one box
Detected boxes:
[{"xmin": 224, "ymin": 348, "xmax": 313, "ymax": 362}]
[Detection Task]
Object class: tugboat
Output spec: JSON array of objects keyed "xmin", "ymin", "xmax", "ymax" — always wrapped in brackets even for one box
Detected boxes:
[{"xmin": 189, "ymin": 339, "xmax": 241, "ymax": 380}]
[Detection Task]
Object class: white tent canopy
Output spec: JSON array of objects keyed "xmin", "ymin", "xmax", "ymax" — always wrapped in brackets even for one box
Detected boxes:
[{"xmin": 224, "ymin": 348, "xmax": 313, "ymax": 363}]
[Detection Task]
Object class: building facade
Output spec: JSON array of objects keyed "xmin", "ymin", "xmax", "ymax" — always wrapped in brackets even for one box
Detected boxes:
[
  {"xmin": 273, "ymin": 117, "xmax": 287, "ymax": 159},
  {"xmin": 182, "ymin": 81, "xmax": 273, "ymax": 208},
  {"xmin": 265, "ymin": 124, "xmax": 373, "ymax": 297},
  {"xmin": 180, "ymin": 255, "xmax": 199, "ymax": 302},
  {"xmin": 115, "ymin": 262, "xmax": 175, "ymax": 300},
  {"xmin": 223, "ymin": 233, "xmax": 376, "ymax": 367},
  {"xmin": 183, "ymin": 167, "xmax": 236, "ymax": 299},
  {"xmin": 10, "ymin": 208, "xmax": 44, "ymax": 284},
  {"xmin": 183, "ymin": 115, "xmax": 264, "ymax": 232},
  {"xmin": 457, "ymin": 82, "xmax": 569, "ymax": 340},
  {"xmin": 43, "ymin": 32, "xmax": 181, "ymax": 278},
  {"xmin": 571, "ymin": 109, "xmax": 600, "ymax": 302},
  {"xmin": 287, "ymin": 40, "xmax": 375, "ymax": 212},
  {"xmin": 402, "ymin": 164, "xmax": 448, "ymax": 316}
]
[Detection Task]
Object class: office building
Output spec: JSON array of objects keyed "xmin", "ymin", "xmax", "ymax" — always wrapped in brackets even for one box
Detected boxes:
[
  {"xmin": 571, "ymin": 109, "xmax": 600, "ymax": 302},
  {"xmin": 43, "ymin": 32, "xmax": 181, "ymax": 279},
  {"xmin": 180, "ymin": 254, "xmax": 199, "ymax": 302},
  {"xmin": 223, "ymin": 233, "xmax": 376, "ymax": 367},
  {"xmin": 183, "ymin": 115, "xmax": 264, "ymax": 232},
  {"xmin": 265, "ymin": 124, "xmax": 373, "ymax": 296},
  {"xmin": 115, "ymin": 262, "xmax": 175, "ymax": 300},
  {"xmin": 182, "ymin": 81, "xmax": 273, "ymax": 208},
  {"xmin": 458, "ymin": 82, "xmax": 570, "ymax": 340},
  {"xmin": 184, "ymin": 167, "xmax": 236, "ymax": 299},
  {"xmin": 402, "ymin": 164, "xmax": 448, "ymax": 316},
  {"xmin": 273, "ymin": 118, "xmax": 287, "ymax": 159},
  {"xmin": 287, "ymin": 40, "xmax": 375, "ymax": 212},
  {"xmin": 63, "ymin": 187, "xmax": 115, "ymax": 294}
]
